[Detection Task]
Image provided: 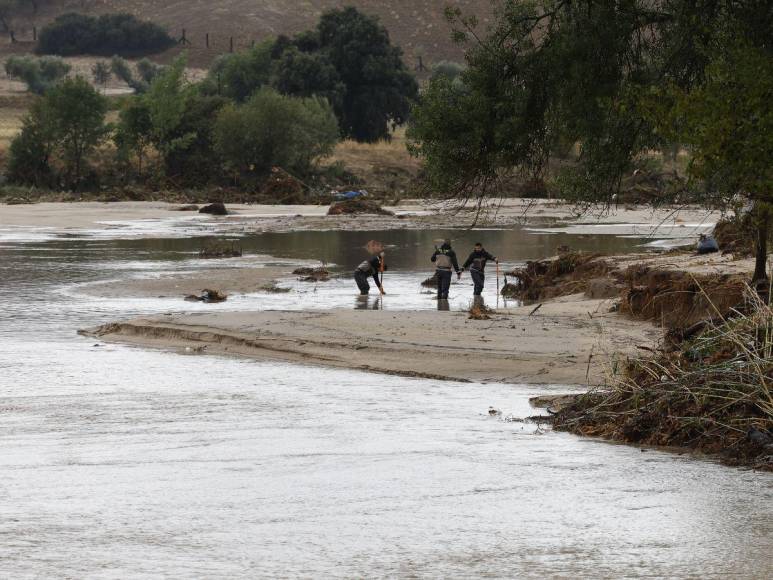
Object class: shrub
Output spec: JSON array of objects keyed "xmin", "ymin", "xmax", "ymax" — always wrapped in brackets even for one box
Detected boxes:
[
  {"xmin": 213, "ymin": 87, "xmax": 339, "ymax": 181},
  {"xmin": 431, "ymin": 61, "xmax": 466, "ymax": 82},
  {"xmin": 5, "ymin": 55, "xmax": 70, "ymax": 95},
  {"xmin": 110, "ymin": 56, "xmax": 164, "ymax": 94},
  {"xmin": 37, "ymin": 13, "xmax": 175, "ymax": 57}
]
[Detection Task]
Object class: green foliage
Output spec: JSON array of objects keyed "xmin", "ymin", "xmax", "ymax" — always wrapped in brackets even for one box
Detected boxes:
[
  {"xmin": 7, "ymin": 76, "xmax": 108, "ymax": 188},
  {"xmin": 272, "ymin": 46, "xmax": 344, "ymax": 112},
  {"xmin": 411, "ymin": 0, "xmax": 772, "ymax": 209},
  {"xmin": 37, "ymin": 13, "xmax": 175, "ymax": 57},
  {"xmin": 430, "ymin": 61, "xmax": 465, "ymax": 82},
  {"xmin": 213, "ymin": 87, "xmax": 339, "ymax": 180},
  {"xmin": 6, "ymin": 99, "xmax": 57, "ymax": 187},
  {"xmin": 5, "ymin": 55, "xmax": 70, "ymax": 95},
  {"xmin": 143, "ymin": 57, "xmax": 227, "ymax": 182},
  {"xmin": 110, "ymin": 56, "xmax": 164, "ymax": 94},
  {"xmin": 114, "ymin": 98, "xmax": 153, "ymax": 176},
  {"xmin": 207, "ymin": 41, "xmax": 275, "ymax": 102},
  {"xmin": 44, "ymin": 77, "xmax": 110, "ymax": 185},
  {"xmin": 316, "ymin": 7, "xmax": 417, "ymax": 142},
  {"xmin": 203, "ymin": 7, "xmax": 417, "ymax": 142}
]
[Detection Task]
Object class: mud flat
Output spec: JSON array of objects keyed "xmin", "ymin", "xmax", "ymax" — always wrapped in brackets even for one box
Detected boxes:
[{"xmin": 82, "ymin": 294, "xmax": 660, "ymax": 385}]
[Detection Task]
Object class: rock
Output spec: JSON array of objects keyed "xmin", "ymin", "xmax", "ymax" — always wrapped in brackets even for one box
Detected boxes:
[
  {"xmin": 199, "ymin": 202, "xmax": 228, "ymax": 215},
  {"xmin": 585, "ymin": 277, "xmax": 623, "ymax": 299},
  {"xmin": 488, "ymin": 407, "xmax": 501, "ymax": 416}
]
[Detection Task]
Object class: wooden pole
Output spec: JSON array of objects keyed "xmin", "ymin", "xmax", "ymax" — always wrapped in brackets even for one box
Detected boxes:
[
  {"xmin": 229, "ymin": 36, "xmax": 234, "ymax": 53},
  {"xmin": 205, "ymin": 33, "xmax": 209, "ymax": 48}
]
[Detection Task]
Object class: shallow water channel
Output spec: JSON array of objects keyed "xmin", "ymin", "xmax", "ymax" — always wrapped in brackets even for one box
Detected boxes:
[{"xmin": 0, "ymin": 222, "xmax": 771, "ymax": 578}]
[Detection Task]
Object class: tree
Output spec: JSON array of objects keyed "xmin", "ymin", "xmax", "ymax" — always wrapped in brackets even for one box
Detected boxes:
[
  {"xmin": 45, "ymin": 77, "xmax": 109, "ymax": 185},
  {"xmin": 272, "ymin": 46, "xmax": 344, "ymax": 112},
  {"xmin": 92, "ymin": 61, "xmax": 111, "ymax": 91},
  {"xmin": 143, "ymin": 56, "xmax": 228, "ymax": 182},
  {"xmin": 7, "ymin": 76, "xmax": 108, "ymax": 187},
  {"xmin": 114, "ymin": 98, "xmax": 153, "ymax": 176},
  {"xmin": 5, "ymin": 55, "xmax": 70, "ymax": 95},
  {"xmin": 213, "ymin": 87, "xmax": 339, "ymax": 181},
  {"xmin": 315, "ymin": 7, "xmax": 417, "ymax": 142},
  {"xmin": 408, "ymin": 0, "xmax": 772, "ymax": 273},
  {"xmin": 6, "ymin": 97, "xmax": 57, "ymax": 187},
  {"xmin": 643, "ymin": 45, "xmax": 773, "ymax": 282},
  {"xmin": 207, "ymin": 41, "xmax": 274, "ymax": 102}
]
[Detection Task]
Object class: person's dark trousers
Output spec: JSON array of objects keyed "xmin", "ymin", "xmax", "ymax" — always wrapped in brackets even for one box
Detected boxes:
[
  {"xmin": 437, "ymin": 269, "xmax": 452, "ymax": 299},
  {"xmin": 354, "ymin": 270, "xmax": 370, "ymax": 294},
  {"xmin": 471, "ymin": 269, "xmax": 485, "ymax": 295}
]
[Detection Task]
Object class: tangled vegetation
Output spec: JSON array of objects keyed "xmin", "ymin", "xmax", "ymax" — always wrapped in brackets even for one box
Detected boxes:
[{"xmin": 554, "ymin": 285, "xmax": 773, "ymax": 469}]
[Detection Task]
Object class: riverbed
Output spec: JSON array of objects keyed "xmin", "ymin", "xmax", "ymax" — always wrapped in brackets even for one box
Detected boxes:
[{"xmin": 0, "ymin": 207, "xmax": 770, "ymax": 578}]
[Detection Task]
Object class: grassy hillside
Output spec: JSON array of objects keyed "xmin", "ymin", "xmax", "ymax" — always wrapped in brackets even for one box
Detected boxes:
[{"xmin": 3, "ymin": 0, "xmax": 494, "ymax": 68}]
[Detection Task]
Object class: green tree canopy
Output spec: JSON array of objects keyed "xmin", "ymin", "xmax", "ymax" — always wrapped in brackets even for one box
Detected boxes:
[
  {"xmin": 213, "ymin": 87, "xmax": 339, "ymax": 181},
  {"xmin": 8, "ymin": 76, "xmax": 108, "ymax": 187}
]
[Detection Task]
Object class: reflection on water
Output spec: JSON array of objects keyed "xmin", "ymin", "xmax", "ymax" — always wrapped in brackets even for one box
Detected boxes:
[{"xmin": 0, "ymin": 224, "xmax": 771, "ymax": 577}]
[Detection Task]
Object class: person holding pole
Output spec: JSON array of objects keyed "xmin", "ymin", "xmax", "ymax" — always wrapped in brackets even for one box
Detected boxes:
[{"xmin": 461, "ymin": 242, "xmax": 499, "ymax": 296}]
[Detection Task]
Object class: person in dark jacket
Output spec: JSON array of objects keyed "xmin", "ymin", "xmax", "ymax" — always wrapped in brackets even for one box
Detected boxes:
[
  {"xmin": 431, "ymin": 240, "xmax": 461, "ymax": 300},
  {"xmin": 354, "ymin": 252, "xmax": 385, "ymax": 295},
  {"xmin": 461, "ymin": 243, "xmax": 498, "ymax": 296}
]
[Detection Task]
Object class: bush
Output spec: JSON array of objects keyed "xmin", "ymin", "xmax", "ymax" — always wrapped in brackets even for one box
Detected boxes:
[
  {"xmin": 111, "ymin": 56, "xmax": 164, "ymax": 94},
  {"xmin": 5, "ymin": 55, "xmax": 71, "ymax": 95},
  {"xmin": 213, "ymin": 87, "xmax": 339, "ymax": 180},
  {"xmin": 37, "ymin": 13, "xmax": 175, "ymax": 57},
  {"xmin": 431, "ymin": 61, "xmax": 466, "ymax": 82}
]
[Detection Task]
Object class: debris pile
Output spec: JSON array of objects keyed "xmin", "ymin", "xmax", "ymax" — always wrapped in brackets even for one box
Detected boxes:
[
  {"xmin": 327, "ymin": 199, "xmax": 394, "ymax": 216},
  {"xmin": 553, "ymin": 285, "xmax": 773, "ymax": 470},
  {"xmin": 293, "ymin": 266, "xmax": 330, "ymax": 282},
  {"xmin": 262, "ymin": 167, "xmax": 306, "ymax": 203},
  {"xmin": 184, "ymin": 289, "xmax": 227, "ymax": 303},
  {"xmin": 503, "ymin": 251, "xmax": 611, "ymax": 301},
  {"xmin": 198, "ymin": 240, "xmax": 242, "ymax": 259},
  {"xmin": 468, "ymin": 303, "xmax": 494, "ymax": 320}
]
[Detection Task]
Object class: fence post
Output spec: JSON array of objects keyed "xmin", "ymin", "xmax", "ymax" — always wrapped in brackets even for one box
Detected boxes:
[
  {"xmin": 179, "ymin": 28, "xmax": 190, "ymax": 46},
  {"xmin": 206, "ymin": 32, "xmax": 209, "ymax": 48},
  {"xmin": 33, "ymin": 26, "xmax": 37, "ymax": 41},
  {"xmin": 10, "ymin": 30, "xmax": 15, "ymax": 43},
  {"xmin": 229, "ymin": 36, "xmax": 234, "ymax": 53}
]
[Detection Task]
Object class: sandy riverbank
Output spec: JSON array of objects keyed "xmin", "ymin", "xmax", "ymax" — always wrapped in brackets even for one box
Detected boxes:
[
  {"xmin": 0, "ymin": 199, "xmax": 720, "ymax": 239},
  {"xmin": 82, "ymin": 294, "xmax": 661, "ymax": 386}
]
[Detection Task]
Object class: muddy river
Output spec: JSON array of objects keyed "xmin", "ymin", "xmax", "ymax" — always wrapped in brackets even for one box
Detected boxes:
[{"xmin": 0, "ymin": 221, "xmax": 771, "ymax": 578}]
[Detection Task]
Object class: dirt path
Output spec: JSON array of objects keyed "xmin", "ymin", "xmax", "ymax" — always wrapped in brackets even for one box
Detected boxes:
[{"xmin": 82, "ymin": 294, "xmax": 661, "ymax": 386}]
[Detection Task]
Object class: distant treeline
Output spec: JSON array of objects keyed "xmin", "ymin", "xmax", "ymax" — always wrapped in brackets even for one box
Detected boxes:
[{"xmin": 5, "ymin": 7, "xmax": 417, "ymax": 194}]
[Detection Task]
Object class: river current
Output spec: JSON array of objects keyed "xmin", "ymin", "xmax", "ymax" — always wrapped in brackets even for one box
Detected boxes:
[{"xmin": 0, "ymin": 218, "xmax": 770, "ymax": 578}]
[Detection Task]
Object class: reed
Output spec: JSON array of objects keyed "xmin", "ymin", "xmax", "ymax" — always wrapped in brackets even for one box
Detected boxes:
[{"xmin": 554, "ymin": 281, "xmax": 773, "ymax": 468}]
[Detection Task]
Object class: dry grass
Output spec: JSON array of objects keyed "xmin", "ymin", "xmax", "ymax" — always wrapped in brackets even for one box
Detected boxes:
[{"xmin": 554, "ymin": 284, "xmax": 773, "ymax": 469}]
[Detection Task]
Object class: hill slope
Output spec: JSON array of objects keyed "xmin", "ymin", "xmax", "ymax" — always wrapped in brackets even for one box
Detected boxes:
[{"xmin": 6, "ymin": 0, "xmax": 494, "ymax": 68}]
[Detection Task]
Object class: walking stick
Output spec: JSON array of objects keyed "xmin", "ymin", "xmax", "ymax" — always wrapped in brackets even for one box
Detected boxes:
[
  {"xmin": 378, "ymin": 253, "xmax": 385, "ymax": 295},
  {"xmin": 496, "ymin": 261, "xmax": 500, "ymax": 308}
]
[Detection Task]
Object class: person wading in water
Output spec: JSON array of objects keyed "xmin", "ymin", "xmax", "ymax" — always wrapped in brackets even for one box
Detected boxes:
[
  {"xmin": 354, "ymin": 252, "xmax": 385, "ymax": 295},
  {"xmin": 461, "ymin": 242, "xmax": 498, "ymax": 296},
  {"xmin": 431, "ymin": 239, "xmax": 461, "ymax": 300}
]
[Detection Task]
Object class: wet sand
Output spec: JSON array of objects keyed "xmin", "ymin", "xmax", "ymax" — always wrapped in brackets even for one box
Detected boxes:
[
  {"xmin": 83, "ymin": 294, "xmax": 661, "ymax": 386},
  {"xmin": 0, "ymin": 199, "xmax": 720, "ymax": 237}
]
